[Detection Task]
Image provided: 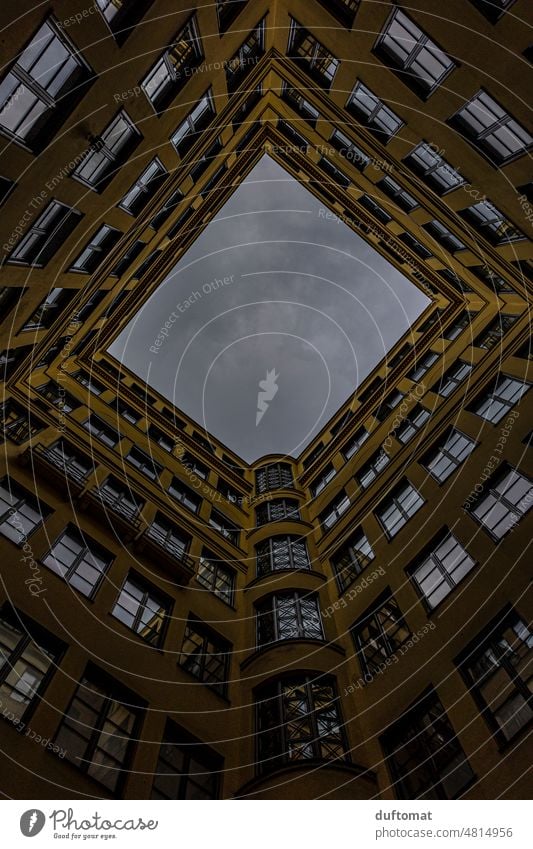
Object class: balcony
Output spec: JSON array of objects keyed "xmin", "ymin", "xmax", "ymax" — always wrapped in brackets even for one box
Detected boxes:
[
  {"xmin": 80, "ymin": 486, "xmax": 143, "ymax": 541},
  {"xmin": 135, "ymin": 524, "xmax": 195, "ymax": 584},
  {"xmin": 21, "ymin": 443, "xmax": 92, "ymax": 496}
]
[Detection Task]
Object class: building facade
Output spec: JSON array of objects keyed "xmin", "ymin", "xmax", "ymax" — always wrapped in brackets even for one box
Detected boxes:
[{"xmin": 0, "ymin": 0, "xmax": 531, "ymax": 799}]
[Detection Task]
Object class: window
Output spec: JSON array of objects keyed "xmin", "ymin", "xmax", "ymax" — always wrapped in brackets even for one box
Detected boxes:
[
  {"xmin": 375, "ymin": 8, "xmax": 455, "ymax": 96},
  {"xmin": 73, "ymin": 111, "xmax": 140, "ymax": 189},
  {"xmin": 382, "ymin": 690, "xmax": 475, "ymax": 798},
  {"xmin": 311, "ymin": 464, "xmax": 336, "ymax": 497},
  {"xmin": 0, "ymin": 18, "xmax": 90, "ymax": 147},
  {"xmin": 151, "ymin": 721, "xmax": 222, "ymax": 799},
  {"xmin": 196, "ymin": 553, "xmax": 234, "ymax": 605},
  {"xmin": 41, "ymin": 440, "xmax": 93, "ymax": 484},
  {"xmin": 352, "ymin": 592, "xmax": 411, "ymax": 677},
  {"xmin": 20, "ymin": 288, "xmax": 75, "ymax": 331},
  {"xmin": 359, "ymin": 194, "xmax": 393, "ymax": 223},
  {"xmin": 114, "ymin": 400, "xmax": 139, "ymax": 425},
  {"xmin": 357, "ymin": 449, "xmax": 390, "ymax": 489},
  {"xmin": 37, "ymin": 381, "xmax": 79, "ymax": 413},
  {"xmin": 0, "ymin": 478, "xmax": 48, "ymax": 544},
  {"xmin": 476, "ymin": 314, "xmax": 518, "ymax": 350},
  {"xmin": 443, "ymin": 312, "xmax": 471, "ymax": 341},
  {"xmin": 0, "ymin": 346, "xmax": 33, "ymax": 379},
  {"xmin": 126, "ymin": 447, "xmax": 162, "ymax": 480},
  {"xmin": 320, "ymin": 491, "xmax": 350, "ymax": 530},
  {"xmin": 150, "ymin": 188, "xmax": 184, "ymax": 230},
  {"xmin": 256, "ymin": 498, "xmax": 300, "ymax": 526},
  {"xmin": 256, "ymin": 463, "xmax": 293, "ymax": 493},
  {"xmin": 208, "ymin": 510, "xmax": 240, "ymax": 546},
  {"xmin": 458, "ymin": 610, "xmax": 533, "ymax": 743},
  {"xmin": 409, "ymin": 532, "xmax": 476, "ymax": 610},
  {"xmin": 424, "ymin": 220, "xmax": 466, "ymax": 253},
  {"xmin": 256, "ymin": 536, "xmax": 310, "ymax": 576},
  {"xmin": 469, "ymin": 0, "xmax": 517, "ymax": 23},
  {"xmin": 70, "ymin": 225, "xmax": 121, "ymax": 273},
  {"xmin": 0, "ymin": 287, "xmax": 24, "ymax": 322},
  {"xmin": 405, "ymin": 143, "xmax": 465, "ymax": 194},
  {"xmin": 331, "ymin": 529, "xmax": 374, "ymax": 593},
  {"xmin": 287, "ymin": 20, "xmax": 339, "ymax": 89},
  {"xmin": 146, "ymin": 512, "xmax": 190, "ymax": 561},
  {"xmin": 468, "ymin": 466, "xmax": 532, "ymax": 539},
  {"xmin": 437, "ymin": 360, "xmax": 472, "ymax": 398},
  {"xmin": 316, "ymin": 0, "xmax": 359, "ymax": 27},
  {"xmin": 117, "ymin": 158, "xmax": 167, "ymax": 216},
  {"xmin": 281, "ymin": 84, "xmax": 319, "ymax": 127},
  {"xmin": 318, "ymin": 157, "xmax": 350, "ymax": 188},
  {"xmin": 112, "ymin": 574, "xmax": 170, "ymax": 646},
  {"xmin": 189, "ymin": 137, "xmax": 222, "ymax": 183},
  {"xmin": 0, "ymin": 176, "xmax": 14, "ymax": 206},
  {"xmin": 217, "ymin": 479, "xmax": 241, "ymax": 506},
  {"xmin": 378, "ymin": 176, "xmax": 418, "ymax": 212},
  {"xmin": 8, "ymin": 201, "xmax": 82, "ymax": 266},
  {"xmin": 399, "ymin": 232, "xmax": 433, "ymax": 259},
  {"xmin": 42, "ymin": 525, "xmax": 112, "ymax": 598},
  {"xmin": 330, "ymin": 129, "xmax": 370, "ymax": 170},
  {"xmin": 2, "ymin": 399, "xmax": 45, "ymax": 444},
  {"xmin": 439, "ymin": 268, "xmax": 472, "ymax": 293},
  {"xmin": 148, "ymin": 425, "xmax": 174, "ymax": 452},
  {"xmin": 168, "ymin": 478, "xmax": 201, "ymax": 513},
  {"xmin": 111, "ymin": 239, "xmax": 145, "ymax": 277},
  {"xmin": 256, "ymin": 675, "xmax": 347, "ymax": 774},
  {"xmin": 256, "ymin": 592, "xmax": 323, "ymax": 646},
  {"xmin": 408, "ymin": 350, "xmax": 439, "ymax": 382},
  {"xmin": 470, "ymin": 265, "xmax": 512, "ymax": 293},
  {"xmin": 171, "ymin": 91, "xmax": 215, "ymax": 157},
  {"xmin": 374, "ymin": 390, "xmax": 404, "ymax": 422},
  {"xmin": 142, "ymin": 17, "xmax": 202, "ymax": 109},
  {"xmin": 83, "ymin": 415, "xmax": 119, "ymax": 447},
  {"xmin": 96, "ymin": 476, "xmax": 144, "ymax": 522},
  {"xmin": 462, "ymin": 200, "xmax": 524, "ymax": 244},
  {"xmin": 216, "ymin": 0, "xmax": 248, "ymax": 32},
  {"xmin": 450, "ymin": 89, "xmax": 532, "ymax": 164},
  {"xmin": 178, "ymin": 450, "xmax": 208, "ymax": 479},
  {"xmin": 470, "ymin": 375, "xmax": 529, "ymax": 424},
  {"xmin": 397, "ymin": 406, "xmax": 431, "ymax": 443},
  {"xmin": 226, "ymin": 19, "xmax": 265, "ymax": 93},
  {"xmin": 343, "ymin": 426, "xmax": 370, "ymax": 459},
  {"xmin": 347, "ymin": 81, "xmax": 403, "ymax": 140},
  {"xmin": 0, "ymin": 607, "xmax": 62, "ymax": 723},
  {"xmin": 377, "ymin": 481, "xmax": 424, "ymax": 538},
  {"xmin": 179, "ymin": 618, "xmax": 230, "ymax": 695},
  {"xmin": 73, "ymin": 291, "xmax": 107, "ymax": 324},
  {"xmin": 55, "ymin": 669, "xmax": 142, "ymax": 791},
  {"xmin": 96, "ymin": 0, "xmax": 151, "ymax": 43}
]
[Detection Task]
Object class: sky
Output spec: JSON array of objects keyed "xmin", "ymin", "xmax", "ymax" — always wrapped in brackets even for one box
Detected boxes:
[{"xmin": 109, "ymin": 155, "xmax": 430, "ymax": 462}]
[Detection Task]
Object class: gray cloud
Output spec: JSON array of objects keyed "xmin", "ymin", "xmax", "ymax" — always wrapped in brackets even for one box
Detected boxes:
[{"xmin": 110, "ymin": 155, "xmax": 429, "ymax": 462}]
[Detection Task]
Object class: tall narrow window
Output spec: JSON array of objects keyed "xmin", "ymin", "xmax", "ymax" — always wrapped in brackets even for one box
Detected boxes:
[
  {"xmin": 352, "ymin": 592, "xmax": 411, "ymax": 677},
  {"xmin": 55, "ymin": 669, "xmax": 143, "ymax": 791},
  {"xmin": 331, "ymin": 529, "xmax": 374, "ymax": 592},
  {"xmin": 382, "ymin": 689, "xmax": 475, "ymax": 798},
  {"xmin": 226, "ymin": 20, "xmax": 265, "ymax": 93},
  {"xmin": 458, "ymin": 609, "xmax": 533, "ymax": 743},
  {"xmin": 141, "ymin": 17, "xmax": 203, "ymax": 109},
  {"xmin": 151, "ymin": 721, "xmax": 222, "ymax": 799},
  {"xmin": 256, "ymin": 675, "xmax": 347, "ymax": 773},
  {"xmin": 0, "ymin": 606, "xmax": 62, "ymax": 723},
  {"xmin": 468, "ymin": 466, "xmax": 532, "ymax": 539},
  {"xmin": 287, "ymin": 20, "xmax": 339, "ymax": 89},
  {"xmin": 171, "ymin": 91, "xmax": 215, "ymax": 157},
  {"xmin": 320, "ymin": 491, "xmax": 350, "ymax": 530},
  {"xmin": 423, "ymin": 430, "xmax": 476, "ymax": 483},
  {"xmin": 179, "ymin": 618, "xmax": 230, "ymax": 695},
  {"xmin": 70, "ymin": 224, "xmax": 121, "ymax": 274},
  {"xmin": 196, "ymin": 553, "xmax": 234, "ymax": 605},
  {"xmin": 357, "ymin": 449, "xmax": 390, "ymax": 489}
]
